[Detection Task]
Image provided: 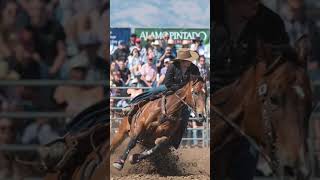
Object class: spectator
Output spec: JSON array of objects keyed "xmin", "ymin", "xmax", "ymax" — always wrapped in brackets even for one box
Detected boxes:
[
  {"xmin": 141, "ymin": 56, "xmax": 157, "ymax": 87},
  {"xmin": 112, "ymin": 41, "xmax": 129, "ymax": 62},
  {"xmin": 129, "ymin": 33, "xmax": 137, "ymax": 47},
  {"xmin": 128, "ymin": 46, "xmax": 143, "ymax": 78},
  {"xmin": 111, "ymin": 70, "xmax": 125, "ymax": 87},
  {"xmin": 21, "ymin": 117, "xmax": 59, "ymax": 145},
  {"xmin": 157, "ymin": 58, "xmax": 170, "ymax": 86},
  {"xmin": 26, "ymin": 0, "xmax": 67, "ymax": 78},
  {"xmin": 161, "ymin": 32, "xmax": 170, "ymax": 49},
  {"xmin": 190, "ymin": 36, "xmax": 205, "ymax": 56},
  {"xmin": 197, "ymin": 55, "xmax": 209, "ymax": 81},
  {"xmin": 152, "ymin": 40, "xmax": 164, "ymax": 65},
  {"xmin": 0, "ymin": 0, "xmax": 21, "ymax": 60},
  {"xmin": 157, "ymin": 46, "xmax": 175, "ymax": 73},
  {"xmin": 11, "ymin": 37, "xmax": 41, "ymax": 79},
  {"xmin": 167, "ymin": 39, "xmax": 177, "ymax": 57},
  {"xmin": 145, "ymin": 35, "xmax": 155, "ymax": 50},
  {"xmin": 117, "ymin": 60, "xmax": 130, "ymax": 85},
  {"xmin": 133, "ymin": 38, "xmax": 147, "ymax": 62},
  {"xmin": 54, "ymin": 58, "xmax": 104, "ymax": 116},
  {"xmin": 77, "ymin": 34, "xmax": 105, "ymax": 81},
  {"xmin": 182, "ymin": 39, "xmax": 191, "ymax": 48}
]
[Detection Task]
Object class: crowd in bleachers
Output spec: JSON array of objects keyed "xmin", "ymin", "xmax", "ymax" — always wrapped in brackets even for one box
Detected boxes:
[
  {"xmin": 110, "ymin": 33, "xmax": 210, "ymax": 147},
  {"xmin": 0, "ymin": 0, "xmax": 108, "ymax": 178}
]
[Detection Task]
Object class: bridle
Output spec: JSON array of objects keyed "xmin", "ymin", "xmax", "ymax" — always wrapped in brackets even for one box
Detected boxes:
[{"xmin": 173, "ymin": 80, "xmax": 206, "ymax": 119}]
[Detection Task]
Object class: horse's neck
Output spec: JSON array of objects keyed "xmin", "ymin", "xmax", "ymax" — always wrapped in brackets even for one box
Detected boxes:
[{"xmin": 166, "ymin": 83, "xmax": 192, "ymax": 114}]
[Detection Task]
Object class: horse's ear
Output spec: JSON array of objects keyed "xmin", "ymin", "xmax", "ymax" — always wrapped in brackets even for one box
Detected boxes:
[{"xmin": 294, "ymin": 34, "xmax": 311, "ymax": 69}]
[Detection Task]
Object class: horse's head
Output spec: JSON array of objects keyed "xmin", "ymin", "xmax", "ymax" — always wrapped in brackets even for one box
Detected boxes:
[
  {"xmin": 189, "ymin": 76, "xmax": 207, "ymax": 122},
  {"xmin": 260, "ymin": 50, "xmax": 312, "ymax": 179}
]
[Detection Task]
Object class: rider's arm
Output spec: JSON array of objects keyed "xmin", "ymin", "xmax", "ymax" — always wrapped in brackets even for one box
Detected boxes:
[{"xmin": 163, "ymin": 64, "xmax": 180, "ymax": 91}]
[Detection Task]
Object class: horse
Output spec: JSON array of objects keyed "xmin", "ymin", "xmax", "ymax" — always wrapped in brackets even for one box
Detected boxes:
[
  {"xmin": 110, "ymin": 77, "xmax": 207, "ymax": 170},
  {"xmin": 212, "ymin": 40, "xmax": 313, "ymax": 180}
]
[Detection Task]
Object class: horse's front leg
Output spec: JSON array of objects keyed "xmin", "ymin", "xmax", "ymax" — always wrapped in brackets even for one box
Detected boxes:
[
  {"xmin": 112, "ymin": 136, "xmax": 138, "ymax": 170},
  {"xmin": 129, "ymin": 136, "xmax": 169, "ymax": 164}
]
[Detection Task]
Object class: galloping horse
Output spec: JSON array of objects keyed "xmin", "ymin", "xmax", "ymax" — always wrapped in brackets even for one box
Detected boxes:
[
  {"xmin": 212, "ymin": 40, "xmax": 313, "ymax": 180},
  {"xmin": 111, "ymin": 77, "xmax": 207, "ymax": 170}
]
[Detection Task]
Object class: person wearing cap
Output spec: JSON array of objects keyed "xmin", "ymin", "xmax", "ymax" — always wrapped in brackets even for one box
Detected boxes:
[
  {"xmin": 167, "ymin": 39, "xmax": 177, "ymax": 57},
  {"xmin": 124, "ymin": 48, "xmax": 201, "ymax": 148},
  {"xmin": 212, "ymin": 0, "xmax": 290, "ymax": 180},
  {"xmin": 152, "ymin": 40, "xmax": 164, "ymax": 65},
  {"xmin": 129, "ymin": 34, "xmax": 137, "ymax": 47},
  {"xmin": 133, "ymin": 38, "xmax": 147, "ymax": 63},
  {"xmin": 157, "ymin": 57, "xmax": 171, "ymax": 86},
  {"xmin": 145, "ymin": 35, "xmax": 155, "ymax": 50}
]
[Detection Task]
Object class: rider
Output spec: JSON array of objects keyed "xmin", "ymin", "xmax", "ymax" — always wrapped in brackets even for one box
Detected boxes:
[
  {"xmin": 213, "ymin": 0, "xmax": 290, "ymax": 179},
  {"xmin": 124, "ymin": 48, "xmax": 201, "ymax": 148}
]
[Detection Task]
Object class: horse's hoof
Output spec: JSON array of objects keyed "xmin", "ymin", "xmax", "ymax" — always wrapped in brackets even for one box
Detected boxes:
[
  {"xmin": 129, "ymin": 154, "xmax": 140, "ymax": 164},
  {"xmin": 112, "ymin": 160, "xmax": 124, "ymax": 170}
]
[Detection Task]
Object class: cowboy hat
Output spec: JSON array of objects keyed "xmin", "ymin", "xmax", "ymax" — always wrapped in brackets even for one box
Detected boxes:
[{"xmin": 171, "ymin": 48, "xmax": 199, "ymax": 62}]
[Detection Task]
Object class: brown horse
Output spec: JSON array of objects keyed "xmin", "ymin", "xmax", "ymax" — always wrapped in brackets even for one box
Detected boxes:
[
  {"xmin": 111, "ymin": 77, "xmax": 207, "ymax": 170},
  {"xmin": 212, "ymin": 41, "xmax": 313, "ymax": 180}
]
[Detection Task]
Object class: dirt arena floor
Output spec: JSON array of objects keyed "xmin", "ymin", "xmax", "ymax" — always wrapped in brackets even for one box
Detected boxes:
[{"xmin": 110, "ymin": 140, "xmax": 210, "ymax": 180}]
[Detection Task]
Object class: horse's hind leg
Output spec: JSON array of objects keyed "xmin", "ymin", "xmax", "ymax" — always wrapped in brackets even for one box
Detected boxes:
[
  {"xmin": 129, "ymin": 136, "xmax": 169, "ymax": 164},
  {"xmin": 112, "ymin": 136, "xmax": 138, "ymax": 170},
  {"xmin": 110, "ymin": 117, "xmax": 129, "ymax": 154}
]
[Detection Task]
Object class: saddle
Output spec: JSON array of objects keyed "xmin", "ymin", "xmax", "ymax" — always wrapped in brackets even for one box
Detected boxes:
[{"xmin": 128, "ymin": 91, "xmax": 172, "ymax": 124}]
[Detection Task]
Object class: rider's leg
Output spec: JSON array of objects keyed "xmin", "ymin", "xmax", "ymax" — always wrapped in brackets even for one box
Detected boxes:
[{"xmin": 126, "ymin": 85, "xmax": 167, "ymax": 120}]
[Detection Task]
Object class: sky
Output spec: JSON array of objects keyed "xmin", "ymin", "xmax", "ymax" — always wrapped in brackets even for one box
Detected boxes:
[{"xmin": 110, "ymin": 0, "xmax": 210, "ymax": 28}]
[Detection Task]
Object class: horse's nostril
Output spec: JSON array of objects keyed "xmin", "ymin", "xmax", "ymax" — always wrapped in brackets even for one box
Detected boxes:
[{"xmin": 198, "ymin": 114, "xmax": 203, "ymax": 118}]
